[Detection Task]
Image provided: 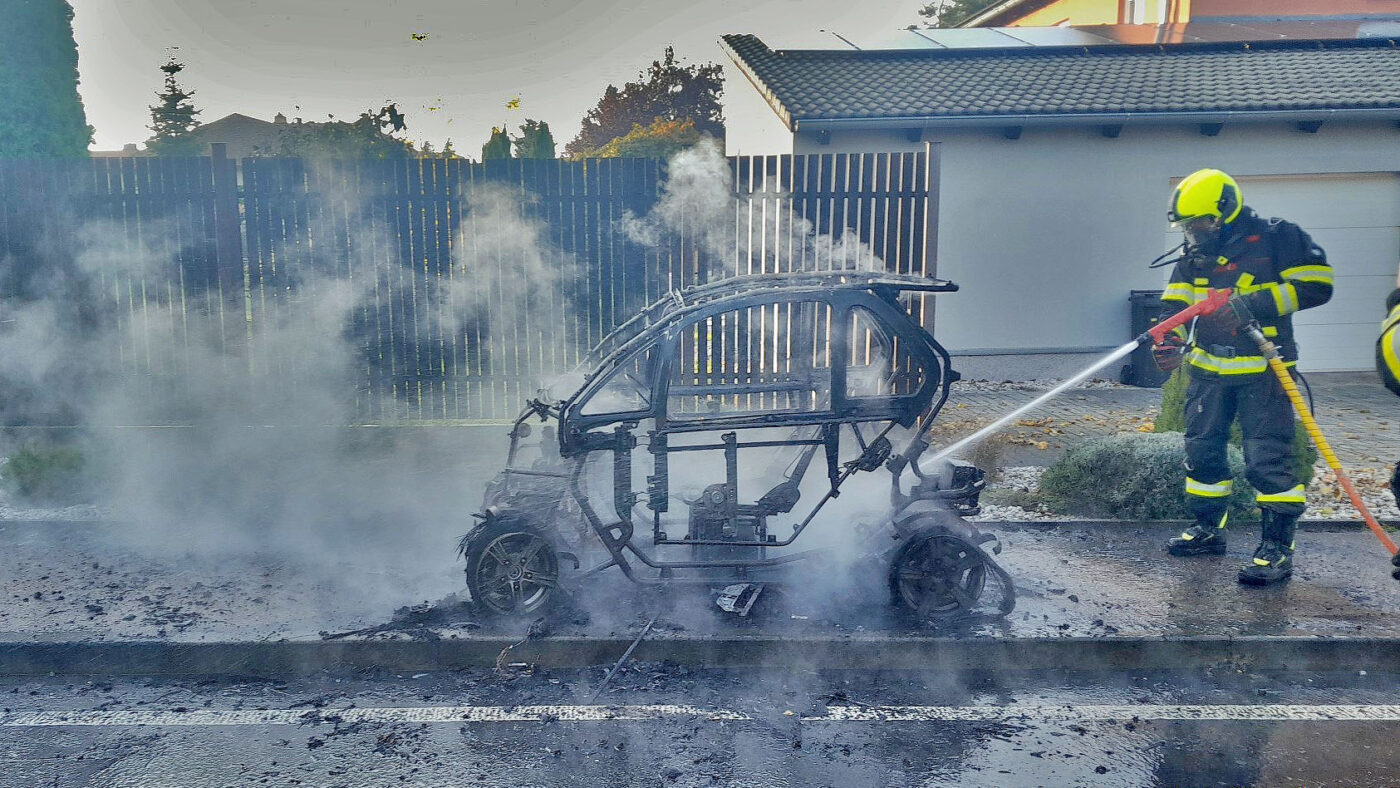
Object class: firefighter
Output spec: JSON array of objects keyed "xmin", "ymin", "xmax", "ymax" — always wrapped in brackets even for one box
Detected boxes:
[
  {"xmin": 1154, "ymin": 168, "xmax": 1333, "ymax": 585},
  {"xmin": 1377, "ymin": 262, "xmax": 1400, "ymax": 576}
]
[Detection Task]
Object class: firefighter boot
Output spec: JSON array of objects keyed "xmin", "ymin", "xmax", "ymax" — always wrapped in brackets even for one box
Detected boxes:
[
  {"xmin": 1238, "ymin": 509, "xmax": 1298, "ymax": 586},
  {"xmin": 1166, "ymin": 511, "xmax": 1228, "ymax": 556}
]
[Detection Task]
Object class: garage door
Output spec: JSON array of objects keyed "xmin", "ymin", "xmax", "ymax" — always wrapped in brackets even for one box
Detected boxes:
[{"xmin": 1169, "ymin": 174, "xmax": 1400, "ymax": 372}]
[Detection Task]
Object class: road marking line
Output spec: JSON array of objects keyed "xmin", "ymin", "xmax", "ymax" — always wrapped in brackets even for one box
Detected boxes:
[
  {"xmin": 811, "ymin": 704, "xmax": 1400, "ymax": 722},
  {"xmin": 0, "ymin": 704, "xmax": 749, "ymax": 727},
  {"xmin": 4, "ymin": 703, "xmax": 1400, "ymax": 728}
]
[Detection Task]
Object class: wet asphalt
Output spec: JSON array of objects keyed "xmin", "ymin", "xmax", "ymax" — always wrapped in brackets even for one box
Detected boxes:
[
  {"xmin": 5, "ymin": 372, "xmax": 1400, "ymax": 784},
  {"xmin": 5, "ymin": 518, "xmax": 1399, "ymax": 645},
  {"xmin": 6, "ymin": 665, "xmax": 1400, "ymax": 786}
]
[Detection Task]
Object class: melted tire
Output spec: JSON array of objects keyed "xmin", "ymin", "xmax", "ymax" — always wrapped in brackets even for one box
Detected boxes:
[
  {"xmin": 888, "ymin": 527, "xmax": 988, "ymax": 621},
  {"xmin": 462, "ymin": 519, "xmax": 560, "ymax": 617}
]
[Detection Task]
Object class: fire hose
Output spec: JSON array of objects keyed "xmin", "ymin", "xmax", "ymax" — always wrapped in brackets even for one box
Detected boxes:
[
  {"xmin": 1152, "ymin": 289, "xmax": 1399, "ymax": 573},
  {"xmin": 1241, "ymin": 322, "xmax": 1400, "ymax": 561}
]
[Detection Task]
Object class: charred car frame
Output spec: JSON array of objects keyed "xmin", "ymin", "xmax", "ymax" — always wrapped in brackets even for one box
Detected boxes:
[{"xmin": 459, "ymin": 272, "xmax": 1015, "ymax": 622}]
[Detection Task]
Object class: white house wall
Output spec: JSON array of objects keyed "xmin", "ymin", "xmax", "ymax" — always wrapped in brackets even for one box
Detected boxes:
[
  {"xmin": 721, "ymin": 64, "xmax": 796, "ymax": 157},
  {"xmin": 791, "ymin": 122, "xmax": 1400, "ymax": 375}
]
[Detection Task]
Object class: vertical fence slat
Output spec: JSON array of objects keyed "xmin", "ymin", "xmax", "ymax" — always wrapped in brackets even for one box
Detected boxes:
[{"xmin": 0, "ymin": 150, "xmax": 930, "ymax": 422}]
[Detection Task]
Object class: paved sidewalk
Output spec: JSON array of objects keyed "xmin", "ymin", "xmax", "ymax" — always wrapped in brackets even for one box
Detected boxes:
[
  {"xmin": 3, "ymin": 520, "xmax": 1400, "ymax": 676},
  {"xmin": 934, "ymin": 371, "xmax": 1399, "ymax": 469}
]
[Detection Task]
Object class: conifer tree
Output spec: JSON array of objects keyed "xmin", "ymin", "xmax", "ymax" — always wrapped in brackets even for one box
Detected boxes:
[
  {"xmin": 146, "ymin": 57, "xmax": 203, "ymax": 155},
  {"xmin": 481, "ymin": 126, "xmax": 511, "ymax": 160},
  {"xmin": 511, "ymin": 119, "xmax": 555, "ymax": 159},
  {"xmin": 0, "ymin": 0, "xmax": 93, "ymax": 157}
]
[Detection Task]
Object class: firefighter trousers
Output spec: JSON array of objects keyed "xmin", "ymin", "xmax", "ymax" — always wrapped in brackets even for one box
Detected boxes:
[{"xmin": 1183, "ymin": 370, "xmax": 1306, "ymax": 519}]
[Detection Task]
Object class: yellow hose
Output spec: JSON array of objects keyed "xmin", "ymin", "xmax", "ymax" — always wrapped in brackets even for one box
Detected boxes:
[{"xmin": 1257, "ymin": 341, "xmax": 1398, "ymax": 556}]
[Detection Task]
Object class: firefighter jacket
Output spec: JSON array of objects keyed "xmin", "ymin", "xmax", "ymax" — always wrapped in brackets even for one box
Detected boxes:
[
  {"xmin": 1378, "ymin": 287, "xmax": 1400, "ymax": 396},
  {"xmin": 1160, "ymin": 207, "xmax": 1333, "ymax": 379}
]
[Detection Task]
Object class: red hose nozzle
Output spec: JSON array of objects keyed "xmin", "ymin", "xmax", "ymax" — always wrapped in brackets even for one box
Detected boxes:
[{"xmin": 1142, "ymin": 288, "xmax": 1230, "ymax": 345}]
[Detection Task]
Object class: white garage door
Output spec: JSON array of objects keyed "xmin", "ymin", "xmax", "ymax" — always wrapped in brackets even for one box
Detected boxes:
[{"xmin": 1240, "ymin": 173, "xmax": 1400, "ymax": 372}]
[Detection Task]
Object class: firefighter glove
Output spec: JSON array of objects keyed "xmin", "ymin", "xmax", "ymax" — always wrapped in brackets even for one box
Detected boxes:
[
  {"xmin": 1225, "ymin": 295, "xmax": 1255, "ymax": 327},
  {"xmin": 1152, "ymin": 334, "xmax": 1186, "ymax": 373},
  {"xmin": 1199, "ymin": 295, "xmax": 1256, "ymax": 335}
]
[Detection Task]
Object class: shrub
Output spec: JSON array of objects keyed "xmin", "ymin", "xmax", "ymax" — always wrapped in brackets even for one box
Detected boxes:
[
  {"xmin": 1039, "ymin": 432, "xmax": 1254, "ymax": 521},
  {"xmin": 1153, "ymin": 367, "xmax": 1317, "ymax": 487},
  {"xmin": 1, "ymin": 443, "xmax": 88, "ymax": 504}
]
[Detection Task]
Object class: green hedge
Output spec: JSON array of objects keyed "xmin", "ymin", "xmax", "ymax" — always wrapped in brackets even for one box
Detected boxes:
[
  {"xmin": 1037, "ymin": 367, "xmax": 1320, "ymax": 521},
  {"xmin": 1, "ymin": 443, "xmax": 88, "ymax": 504},
  {"xmin": 1040, "ymin": 432, "xmax": 1253, "ymax": 520},
  {"xmin": 1154, "ymin": 367, "xmax": 1317, "ymax": 487}
]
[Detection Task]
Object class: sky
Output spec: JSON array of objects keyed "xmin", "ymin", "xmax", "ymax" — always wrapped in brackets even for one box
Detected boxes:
[{"xmin": 71, "ymin": 0, "xmax": 926, "ymax": 153}]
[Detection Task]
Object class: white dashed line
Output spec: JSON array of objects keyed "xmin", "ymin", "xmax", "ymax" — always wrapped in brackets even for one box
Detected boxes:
[
  {"xmin": 810, "ymin": 704, "xmax": 1400, "ymax": 722},
  {"xmin": 5, "ymin": 703, "xmax": 1400, "ymax": 728},
  {"xmin": 0, "ymin": 704, "xmax": 749, "ymax": 727}
]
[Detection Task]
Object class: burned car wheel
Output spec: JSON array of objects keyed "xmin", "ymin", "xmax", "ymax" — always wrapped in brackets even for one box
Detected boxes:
[
  {"xmin": 888, "ymin": 527, "xmax": 987, "ymax": 620},
  {"xmin": 461, "ymin": 521, "xmax": 560, "ymax": 616}
]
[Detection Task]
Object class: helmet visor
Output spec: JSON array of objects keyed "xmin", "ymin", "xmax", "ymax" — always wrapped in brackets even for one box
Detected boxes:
[{"xmin": 1171, "ymin": 215, "xmax": 1221, "ymax": 249}]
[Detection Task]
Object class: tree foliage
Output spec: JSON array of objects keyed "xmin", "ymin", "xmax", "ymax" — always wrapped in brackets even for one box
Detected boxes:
[
  {"xmin": 580, "ymin": 118, "xmax": 701, "ymax": 159},
  {"xmin": 918, "ymin": 0, "xmax": 1000, "ymax": 27},
  {"xmin": 0, "ymin": 0, "xmax": 93, "ymax": 157},
  {"xmin": 511, "ymin": 119, "xmax": 555, "ymax": 159},
  {"xmin": 146, "ymin": 57, "xmax": 203, "ymax": 155},
  {"xmin": 565, "ymin": 46, "xmax": 722, "ymax": 158},
  {"xmin": 481, "ymin": 126, "xmax": 511, "ymax": 160},
  {"xmin": 275, "ymin": 106, "xmax": 414, "ymax": 159},
  {"xmin": 416, "ymin": 139, "xmax": 464, "ymax": 159}
]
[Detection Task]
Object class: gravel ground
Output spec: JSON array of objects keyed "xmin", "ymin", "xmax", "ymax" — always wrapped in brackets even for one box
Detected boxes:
[{"xmin": 973, "ymin": 465, "xmax": 1400, "ymax": 523}]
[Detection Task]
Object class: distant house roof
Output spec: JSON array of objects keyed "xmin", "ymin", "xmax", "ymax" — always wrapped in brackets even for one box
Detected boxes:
[
  {"xmin": 187, "ymin": 113, "xmax": 287, "ymax": 159},
  {"xmin": 958, "ymin": 0, "xmax": 1399, "ymax": 28},
  {"xmin": 720, "ymin": 35, "xmax": 1400, "ymax": 132}
]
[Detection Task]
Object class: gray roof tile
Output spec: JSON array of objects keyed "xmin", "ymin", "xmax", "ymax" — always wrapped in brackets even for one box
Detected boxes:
[{"xmin": 721, "ymin": 34, "xmax": 1400, "ymax": 127}]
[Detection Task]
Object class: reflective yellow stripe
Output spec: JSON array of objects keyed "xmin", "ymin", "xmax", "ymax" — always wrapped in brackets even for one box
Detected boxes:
[
  {"xmin": 1236, "ymin": 273, "xmax": 1255, "ymax": 289},
  {"xmin": 1253, "ymin": 557, "xmax": 1272, "ymax": 566},
  {"xmin": 1186, "ymin": 348, "xmax": 1267, "ymax": 375},
  {"xmin": 1186, "ymin": 477, "xmax": 1233, "ymax": 498},
  {"xmin": 1262, "ymin": 325, "xmax": 1278, "ymax": 337},
  {"xmin": 1162, "ymin": 282, "xmax": 1193, "ymax": 303},
  {"xmin": 1382, "ymin": 320, "xmax": 1400, "ymax": 384},
  {"xmin": 1257, "ymin": 484, "xmax": 1306, "ymax": 504},
  {"xmin": 1267, "ymin": 282, "xmax": 1299, "ymax": 315},
  {"xmin": 1382, "ymin": 303, "xmax": 1400, "ymax": 336},
  {"xmin": 1280, "ymin": 264, "xmax": 1334, "ymax": 285}
]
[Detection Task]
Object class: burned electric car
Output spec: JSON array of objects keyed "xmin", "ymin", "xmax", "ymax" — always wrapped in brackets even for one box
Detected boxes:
[{"xmin": 459, "ymin": 272, "xmax": 1014, "ymax": 621}]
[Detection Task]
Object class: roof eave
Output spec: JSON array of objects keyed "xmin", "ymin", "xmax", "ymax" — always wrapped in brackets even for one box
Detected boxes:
[
  {"xmin": 795, "ymin": 106, "xmax": 1400, "ymax": 132},
  {"xmin": 720, "ymin": 36, "xmax": 796, "ymax": 133}
]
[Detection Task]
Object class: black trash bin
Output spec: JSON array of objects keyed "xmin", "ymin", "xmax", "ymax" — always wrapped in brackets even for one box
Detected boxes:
[{"xmin": 1121, "ymin": 289, "xmax": 1170, "ymax": 387}]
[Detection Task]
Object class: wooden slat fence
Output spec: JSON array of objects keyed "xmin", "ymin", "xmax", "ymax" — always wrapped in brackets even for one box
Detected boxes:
[{"xmin": 0, "ymin": 150, "xmax": 931, "ymax": 423}]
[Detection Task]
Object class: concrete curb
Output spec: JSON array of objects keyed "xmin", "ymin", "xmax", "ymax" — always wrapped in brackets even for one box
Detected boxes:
[
  {"xmin": 4, "ymin": 518, "xmax": 1397, "ymax": 531},
  {"xmin": 3, "ymin": 635, "xmax": 1399, "ymax": 677},
  {"xmin": 988, "ymin": 519, "xmax": 1400, "ymax": 531}
]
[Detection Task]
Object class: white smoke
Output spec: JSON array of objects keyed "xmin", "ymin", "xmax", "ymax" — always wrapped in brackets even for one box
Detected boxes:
[
  {"xmin": 619, "ymin": 137, "xmax": 884, "ymax": 279},
  {"xmin": 0, "ymin": 164, "xmax": 582, "ymax": 623}
]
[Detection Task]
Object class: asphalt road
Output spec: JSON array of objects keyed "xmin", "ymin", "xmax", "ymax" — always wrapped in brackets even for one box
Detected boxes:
[{"xmin": 4, "ymin": 666, "xmax": 1400, "ymax": 787}]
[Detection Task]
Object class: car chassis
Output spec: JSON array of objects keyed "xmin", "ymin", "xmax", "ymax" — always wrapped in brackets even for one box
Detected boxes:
[{"xmin": 460, "ymin": 272, "xmax": 1015, "ymax": 622}]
